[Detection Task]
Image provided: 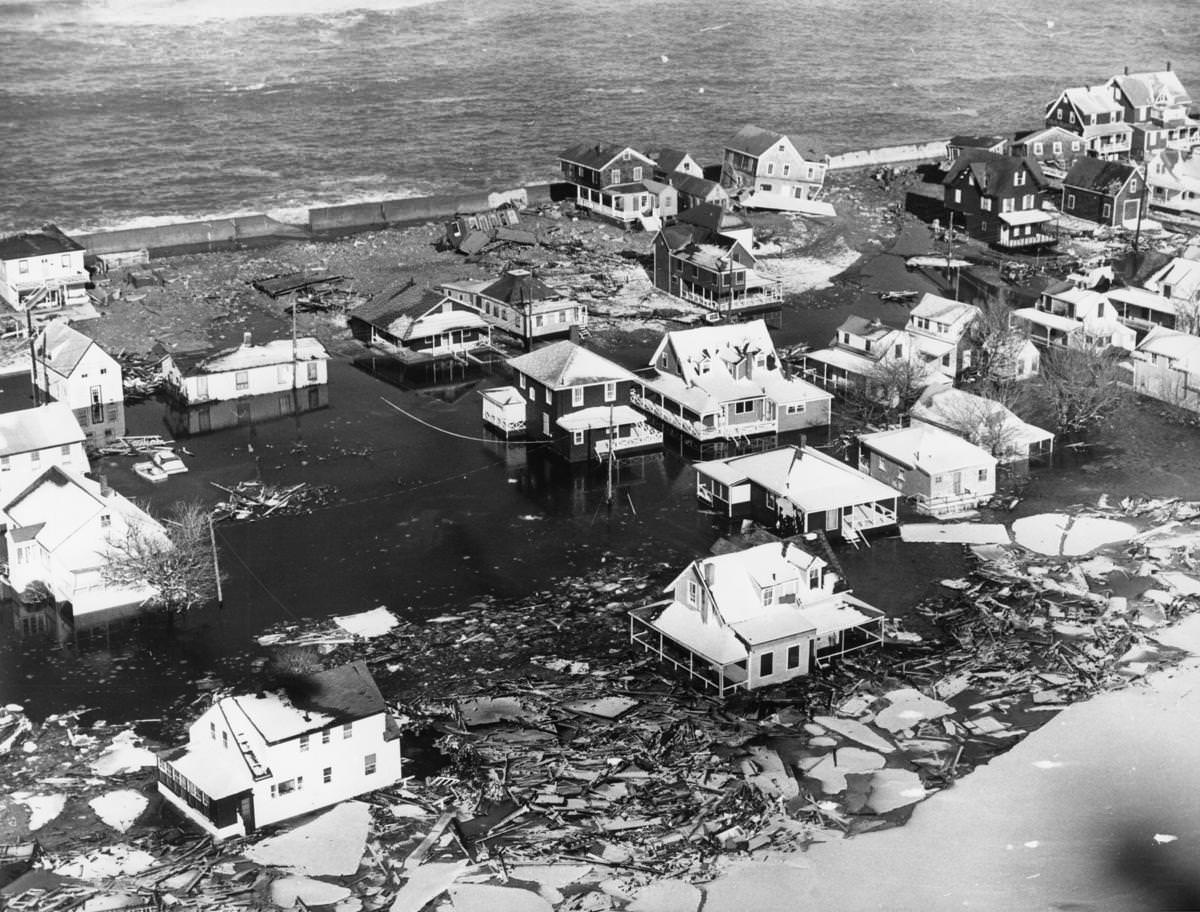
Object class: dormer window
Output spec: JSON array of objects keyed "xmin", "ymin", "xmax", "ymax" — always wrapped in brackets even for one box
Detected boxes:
[{"xmin": 1014, "ymin": 170, "xmax": 1026, "ymax": 187}]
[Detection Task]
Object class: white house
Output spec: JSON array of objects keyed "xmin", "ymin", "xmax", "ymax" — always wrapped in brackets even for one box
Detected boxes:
[
  {"xmin": 1010, "ymin": 283, "xmax": 1136, "ymax": 351},
  {"xmin": 634, "ymin": 321, "xmax": 832, "ymax": 445},
  {"xmin": 160, "ymin": 333, "xmax": 329, "ymax": 405},
  {"xmin": 1145, "ymin": 148, "xmax": 1200, "ymax": 217},
  {"xmin": 349, "ymin": 282, "xmax": 492, "ymax": 362},
  {"xmin": 1142, "ymin": 257, "xmax": 1200, "ymax": 333},
  {"xmin": 556, "ymin": 142, "xmax": 676, "ymax": 227},
  {"xmin": 858, "ymin": 426, "xmax": 997, "ymax": 517},
  {"xmin": 0, "ymin": 402, "xmax": 90, "ymax": 500},
  {"xmin": 33, "ymin": 322, "xmax": 125, "ymax": 448},
  {"xmin": 694, "ymin": 445, "xmax": 901, "ymax": 544},
  {"xmin": 1125, "ymin": 327, "xmax": 1200, "ymax": 413},
  {"xmin": 0, "ymin": 225, "xmax": 89, "ymax": 315},
  {"xmin": 904, "ymin": 294, "xmax": 980, "ymax": 382},
  {"xmin": 910, "ymin": 384, "xmax": 1054, "ymax": 463},
  {"xmin": 628, "ymin": 541, "xmax": 885, "ymax": 697},
  {"xmin": 720, "ymin": 125, "xmax": 832, "ymax": 215},
  {"xmin": 157, "ymin": 661, "xmax": 403, "ymax": 840},
  {"xmin": 2, "ymin": 465, "xmax": 163, "ymax": 618},
  {"xmin": 799, "ymin": 316, "xmax": 919, "ymax": 394}
]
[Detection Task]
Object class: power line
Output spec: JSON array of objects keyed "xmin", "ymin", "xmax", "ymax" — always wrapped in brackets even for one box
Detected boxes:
[{"xmin": 380, "ymin": 395, "xmax": 521, "ymax": 443}]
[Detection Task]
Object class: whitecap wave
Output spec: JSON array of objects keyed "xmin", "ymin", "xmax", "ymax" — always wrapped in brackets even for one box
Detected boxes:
[{"xmin": 69, "ymin": 0, "xmax": 453, "ymax": 27}]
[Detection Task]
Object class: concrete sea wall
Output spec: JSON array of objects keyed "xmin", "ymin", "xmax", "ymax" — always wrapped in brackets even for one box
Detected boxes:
[{"xmin": 827, "ymin": 140, "xmax": 949, "ymax": 171}]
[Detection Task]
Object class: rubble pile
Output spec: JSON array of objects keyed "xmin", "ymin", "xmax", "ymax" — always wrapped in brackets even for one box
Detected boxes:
[
  {"xmin": 115, "ymin": 351, "xmax": 165, "ymax": 402},
  {"xmin": 210, "ymin": 480, "xmax": 339, "ymax": 522}
]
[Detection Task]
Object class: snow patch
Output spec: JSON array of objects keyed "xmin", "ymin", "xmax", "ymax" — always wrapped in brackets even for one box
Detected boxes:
[{"xmin": 89, "ymin": 790, "xmax": 148, "ymax": 833}]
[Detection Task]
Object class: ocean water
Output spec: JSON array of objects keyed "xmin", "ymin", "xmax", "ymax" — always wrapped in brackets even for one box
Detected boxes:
[{"xmin": 1, "ymin": 0, "xmax": 1198, "ymax": 234}]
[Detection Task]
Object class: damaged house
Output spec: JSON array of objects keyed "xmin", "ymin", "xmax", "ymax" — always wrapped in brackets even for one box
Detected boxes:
[
  {"xmin": 629, "ymin": 540, "xmax": 886, "ymax": 697},
  {"xmin": 348, "ymin": 280, "xmax": 492, "ymax": 363},
  {"xmin": 719, "ymin": 125, "xmax": 831, "ymax": 215},
  {"xmin": 857, "ymin": 426, "xmax": 998, "ymax": 517},
  {"xmin": 157, "ymin": 661, "xmax": 403, "ymax": 841},
  {"xmin": 556, "ymin": 142, "xmax": 675, "ymax": 228},
  {"xmin": 32, "ymin": 321, "xmax": 126, "ymax": 448},
  {"xmin": 159, "ymin": 333, "xmax": 329, "ymax": 405}
]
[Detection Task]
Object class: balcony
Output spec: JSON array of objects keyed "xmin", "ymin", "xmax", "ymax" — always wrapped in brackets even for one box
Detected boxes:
[
  {"xmin": 673, "ymin": 282, "xmax": 783, "ymax": 315},
  {"xmin": 630, "ymin": 391, "xmax": 777, "ymax": 442}
]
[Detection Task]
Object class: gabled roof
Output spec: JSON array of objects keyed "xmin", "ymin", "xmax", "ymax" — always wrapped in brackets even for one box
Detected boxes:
[
  {"xmin": 651, "ymin": 147, "xmax": 694, "ymax": 174},
  {"xmin": 651, "ymin": 321, "xmax": 776, "ymax": 387},
  {"xmin": 908, "ymin": 293, "xmax": 979, "ymax": 325},
  {"xmin": 949, "ymin": 134, "xmax": 1006, "ymax": 149},
  {"xmin": 859, "ymin": 425, "xmax": 997, "ymax": 474},
  {"xmin": 0, "ymin": 224, "xmax": 83, "ymax": 261},
  {"xmin": 1109, "ymin": 70, "xmax": 1192, "ymax": 109},
  {"xmin": 943, "ymin": 150, "xmax": 1045, "ymax": 191},
  {"xmin": 556, "ymin": 142, "xmax": 654, "ymax": 172},
  {"xmin": 230, "ymin": 660, "xmax": 388, "ymax": 745},
  {"xmin": 1145, "ymin": 256, "xmax": 1200, "ymax": 300},
  {"xmin": 911, "ymin": 385, "xmax": 1054, "ymax": 454},
  {"xmin": 507, "ymin": 340, "xmax": 636, "ymax": 388},
  {"xmin": 1063, "ymin": 157, "xmax": 1140, "ymax": 194},
  {"xmin": 1051, "ymin": 85, "xmax": 1123, "ymax": 118},
  {"xmin": 0, "ymin": 402, "xmax": 85, "ymax": 457},
  {"xmin": 838, "ymin": 315, "xmax": 901, "ymax": 341},
  {"xmin": 1148, "ymin": 149, "xmax": 1200, "ymax": 190},
  {"xmin": 351, "ymin": 279, "xmax": 445, "ymax": 329},
  {"xmin": 37, "ymin": 321, "xmax": 105, "ymax": 377},
  {"xmin": 480, "ymin": 269, "xmax": 563, "ymax": 305},
  {"xmin": 724, "ymin": 125, "xmax": 814, "ymax": 160},
  {"xmin": 1136, "ymin": 326, "xmax": 1200, "ymax": 366},
  {"xmin": 669, "ymin": 172, "xmax": 725, "ymax": 199},
  {"xmin": 1013, "ymin": 125, "xmax": 1082, "ymax": 148}
]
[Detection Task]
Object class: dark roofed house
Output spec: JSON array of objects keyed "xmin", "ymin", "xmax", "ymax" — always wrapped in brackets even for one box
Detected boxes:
[
  {"xmin": 1062, "ymin": 158, "xmax": 1144, "ymax": 226},
  {"xmin": 943, "ymin": 151, "xmax": 1054, "ymax": 249},
  {"xmin": 0, "ymin": 224, "xmax": 89, "ymax": 315},
  {"xmin": 946, "ymin": 134, "xmax": 1009, "ymax": 163},
  {"xmin": 556, "ymin": 142, "xmax": 676, "ymax": 227},
  {"xmin": 442, "ymin": 268, "xmax": 587, "ymax": 345},
  {"xmin": 348, "ymin": 279, "xmax": 492, "ymax": 364},
  {"xmin": 649, "ymin": 147, "xmax": 704, "ymax": 181}
]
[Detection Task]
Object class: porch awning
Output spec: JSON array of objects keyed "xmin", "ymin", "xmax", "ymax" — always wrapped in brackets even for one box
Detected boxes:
[
  {"xmin": 170, "ymin": 746, "xmax": 253, "ymax": 799},
  {"xmin": 1011, "ymin": 307, "xmax": 1079, "ymax": 332},
  {"xmin": 800, "ymin": 594, "xmax": 884, "ymax": 635},
  {"xmin": 999, "ymin": 209, "xmax": 1052, "ymax": 226},
  {"xmin": 645, "ymin": 601, "xmax": 748, "ymax": 666},
  {"xmin": 557, "ymin": 405, "xmax": 645, "ymax": 432}
]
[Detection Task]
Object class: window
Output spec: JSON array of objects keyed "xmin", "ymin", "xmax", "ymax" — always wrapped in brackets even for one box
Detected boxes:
[
  {"xmin": 613, "ymin": 196, "xmax": 624, "ymax": 211},
  {"xmin": 534, "ymin": 314, "xmax": 544, "ymax": 328},
  {"xmin": 1129, "ymin": 179, "xmax": 1138, "ymax": 192},
  {"xmin": 571, "ymin": 386, "xmax": 583, "ymax": 406},
  {"xmin": 782, "ymin": 163, "xmax": 791, "ymax": 176},
  {"xmin": 1, "ymin": 457, "xmax": 9, "ymax": 472},
  {"xmin": 235, "ymin": 371, "xmax": 249, "ymax": 390},
  {"xmin": 981, "ymin": 197, "xmax": 992, "ymax": 211},
  {"xmin": 517, "ymin": 373, "xmax": 525, "ymax": 389},
  {"xmin": 1056, "ymin": 108, "xmax": 1062, "ymax": 120},
  {"xmin": 1071, "ymin": 141, "xmax": 1080, "ymax": 152},
  {"xmin": 1002, "ymin": 198, "xmax": 1014, "ymax": 213},
  {"xmin": 323, "ymin": 767, "xmax": 332, "ymax": 784},
  {"xmin": 300, "ymin": 734, "xmax": 309, "ymax": 752},
  {"xmin": 544, "ymin": 387, "xmax": 552, "ymax": 404},
  {"xmin": 100, "ymin": 513, "xmax": 111, "ymax": 528},
  {"xmin": 610, "ymin": 169, "xmax": 620, "ymax": 184},
  {"xmin": 759, "ymin": 653, "xmax": 774, "ymax": 677},
  {"xmin": 322, "ymin": 729, "xmax": 331, "ymax": 744},
  {"xmin": 307, "ymin": 362, "xmax": 318, "ymax": 382},
  {"xmin": 1069, "ymin": 111, "xmax": 1075, "ymax": 124},
  {"xmin": 977, "ymin": 468, "xmax": 989, "ymax": 481},
  {"xmin": 786, "ymin": 402, "xmax": 805, "ymax": 415},
  {"xmin": 733, "ymin": 400, "xmax": 754, "ymax": 414},
  {"xmin": 364, "ymin": 753, "xmax": 377, "ymax": 776},
  {"xmin": 603, "ymin": 381, "xmax": 616, "ymax": 402},
  {"xmin": 557, "ymin": 310, "xmax": 567, "ymax": 323},
  {"xmin": 61, "ymin": 444, "xmax": 71, "ymax": 455},
  {"xmin": 762, "ymin": 587, "xmax": 774, "ymax": 606},
  {"xmin": 222, "ymin": 730, "xmax": 228, "ymax": 748},
  {"xmin": 1102, "ymin": 203, "xmax": 1112, "ymax": 218},
  {"xmin": 572, "ymin": 430, "xmax": 584, "ymax": 446},
  {"xmin": 893, "ymin": 344, "xmax": 903, "ymax": 359},
  {"xmin": 760, "ymin": 183, "xmax": 773, "ymax": 192},
  {"xmin": 277, "ymin": 363, "xmax": 289, "ymax": 384},
  {"xmin": 1023, "ymin": 194, "xmax": 1035, "ymax": 209},
  {"xmin": 1066, "ymin": 193, "xmax": 1076, "ymax": 210},
  {"xmin": 686, "ymin": 580, "xmax": 698, "ymax": 605},
  {"xmin": 277, "ymin": 778, "xmax": 300, "ymax": 795},
  {"xmin": 30, "ymin": 450, "xmax": 39, "ymax": 465},
  {"xmin": 1052, "ymin": 141, "xmax": 1063, "ymax": 155},
  {"xmin": 210, "ymin": 722, "xmax": 216, "ymax": 739},
  {"xmin": 342, "ymin": 722, "xmax": 353, "ymax": 739},
  {"xmin": 542, "ymin": 414, "xmax": 550, "ymax": 436},
  {"xmin": 941, "ymin": 353, "xmax": 952, "ymax": 367},
  {"xmin": 1033, "ymin": 142, "xmax": 1043, "ymax": 155},
  {"xmin": 766, "ymin": 162, "xmax": 775, "ymax": 176},
  {"xmin": 954, "ymin": 189, "xmax": 962, "ymax": 203},
  {"xmin": 632, "ymin": 166, "xmax": 642, "ymax": 180},
  {"xmin": 787, "ymin": 644, "xmax": 801, "ymax": 669}
]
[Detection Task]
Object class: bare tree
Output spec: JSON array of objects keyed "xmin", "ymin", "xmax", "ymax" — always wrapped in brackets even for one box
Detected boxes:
[
  {"xmin": 849, "ymin": 357, "xmax": 932, "ymax": 425},
  {"xmin": 1030, "ymin": 346, "xmax": 1130, "ymax": 438},
  {"xmin": 970, "ymin": 301, "xmax": 1036, "ymax": 388},
  {"xmin": 927, "ymin": 391, "xmax": 1024, "ymax": 460},
  {"xmin": 104, "ymin": 500, "xmax": 220, "ymax": 613}
]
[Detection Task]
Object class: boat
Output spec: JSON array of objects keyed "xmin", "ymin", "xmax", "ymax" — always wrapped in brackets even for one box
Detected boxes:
[
  {"xmin": 152, "ymin": 449, "xmax": 188, "ymax": 474},
  {"xmin": 879, "ymin": 290, "xmax": 918, "ymax": 304},
  {"xmin": 133, "ymin": 461, "xmax": 168, "ymax": 483}
]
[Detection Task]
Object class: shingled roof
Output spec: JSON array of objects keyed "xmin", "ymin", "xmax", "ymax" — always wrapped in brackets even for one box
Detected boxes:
[
  {"xmin": 943, "ymin": 150, "xmax": 1046, "ymax": 192},
  {"xmin": 481, "ymin": 269, "xmax": 563, "ymax": 305},
  {"xmin": 0, "ymin": 224, "xmax": 83, "ymax": 261},
  {"xmin": 1063, "ymin": 157, "xmax": 1139, "ymax": 194}
]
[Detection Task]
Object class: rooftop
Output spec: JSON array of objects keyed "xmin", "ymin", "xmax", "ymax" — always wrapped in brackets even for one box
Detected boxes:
[
  {"xmin": 508, "ymin": 340, "xmax": 637, "ymax": 388},
  {"xmin": 1063, "ymin": 157, "xmax": 1140, "ymax": 193},
  {"xmin": 859, "ymin": 425, "xmax": 997, "ymax": 474},
  {"xmin": 0, "ymin": 402, "xmax": 85, "ymax": 457},
  {"xmin": 0, "ymin": 224, "xmax": 84, "ymax": 261}
]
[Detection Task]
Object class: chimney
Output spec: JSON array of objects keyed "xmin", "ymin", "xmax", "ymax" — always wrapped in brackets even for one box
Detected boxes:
[
  {"xmin": 99, "ymin": 474, "xmax": 110, "ymax": 497},
  {"xmin": 703, "ymin": 562, "xmax": 715, "ymax": 587},
  {"xmin": 1124, "ymin": 65, "xmax": 1129, "ymax": 76},
  {"xmin": 242, "ymin": 331, "xmax": 252, "ymax": 347},
  {"xmin": 1167, "ymin": 60, "xmax": 1172, "ymax": 72}
]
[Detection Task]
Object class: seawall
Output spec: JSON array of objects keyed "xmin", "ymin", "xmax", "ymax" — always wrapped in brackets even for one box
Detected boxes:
[
  {"xmin": 73, "ymin": 183, "xmax": 560, "ymax": 259},
  {"xmin": 827, "ymin": 139, "xmax": 949, "ymax": 170}
]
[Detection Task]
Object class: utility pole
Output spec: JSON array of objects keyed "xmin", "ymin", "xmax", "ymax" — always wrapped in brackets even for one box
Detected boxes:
[
  {"xmin": 605, "ymin": 404, "xmax": 615, "ymax": 508},
  {"xmin": 1132, "ymin": 162, "xmax": 1150, "ymax": 255},
  {"xmin": 209, "ymin": 513, "xmax": 223, "ymax": 607},
  {"xmin": 26, "ymin": 307, "xmax": 39, "ymax": 406}
]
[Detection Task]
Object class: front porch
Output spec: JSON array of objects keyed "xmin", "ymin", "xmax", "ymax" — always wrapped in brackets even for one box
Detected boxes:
[
  {"xmin": 631, "ymin": 389, "xmax": 777, "ymax": 442},
  {"xmin": 673, "ymin": 277, "xmax": 783, "ymax": 316},
  {"xmin": 593, "ymin": 421, "xmax": 663, "ymax": 460},
  {"xmin": 629, "ymin": 604, "xmax": 750, "ymax": 698}
]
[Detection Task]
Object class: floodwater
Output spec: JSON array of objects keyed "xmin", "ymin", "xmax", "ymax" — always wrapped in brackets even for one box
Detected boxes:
[{"xmin": 2, "ymin": 254, "xmax": 1198, "ymax": 726}]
